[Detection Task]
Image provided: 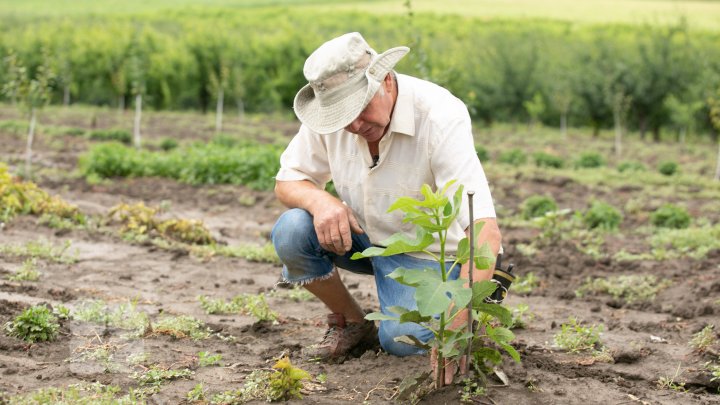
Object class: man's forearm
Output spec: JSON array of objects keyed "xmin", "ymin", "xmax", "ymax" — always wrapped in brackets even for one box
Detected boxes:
[{"xmin": 275, "ymin": 180, "xmax": 337, "ymax": 214}]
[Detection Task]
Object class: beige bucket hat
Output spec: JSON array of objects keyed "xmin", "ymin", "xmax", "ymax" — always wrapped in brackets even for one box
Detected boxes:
[{"xmin": 293, "ymin": 32, "xmax": 409, "ymax": 134}]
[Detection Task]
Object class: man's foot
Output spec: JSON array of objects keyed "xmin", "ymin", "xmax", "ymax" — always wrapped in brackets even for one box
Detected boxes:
[{"xmin": 302, "ymin": 313, "xmax": 377, "ymax": 362}]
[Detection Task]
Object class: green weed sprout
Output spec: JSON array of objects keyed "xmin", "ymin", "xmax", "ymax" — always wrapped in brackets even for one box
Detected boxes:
[
  {"xmin": 521, "ymin": 195, "xmax": 558, "ymax": 220},
  {"xmin": 7, "ymin": 258, "xmax": 40, "ymax": 281},
  {"xmin": 211, "ymin": 357, "xmax": 311, "ymax": 403},
  {"xmin": 352, "ymin": 180, "xmax": 519, "ymax": 388},
  {"xmin": 553, "ymin": 317, "xmax": 603, "ymax": 353},
  {"xmin": 5, "ymin": 305, "xmax": 59, "ymax": 343},
  {"xmin": 198, "ymin": 351, "xmax": 223, "ymax": 367},
  {"xmin": 582, "ymin": 201, "xmax": 622, "ymax": 231},
  {"xmin": 690, "ymin": 325, "xmax": 717, "ymax": 352}
]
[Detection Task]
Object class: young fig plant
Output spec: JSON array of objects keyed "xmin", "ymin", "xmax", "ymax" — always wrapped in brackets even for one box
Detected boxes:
[{"xmin": 351, "ymin": 180, "xmax": 519, "ymax": 388}]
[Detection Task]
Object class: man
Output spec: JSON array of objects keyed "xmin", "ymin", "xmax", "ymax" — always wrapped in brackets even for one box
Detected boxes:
[{"xmin": 271, "ymin": 32, "xmax": 501, "ymax": 381}]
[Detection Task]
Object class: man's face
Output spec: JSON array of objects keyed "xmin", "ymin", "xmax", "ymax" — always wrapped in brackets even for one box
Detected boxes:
[{"xmin": 344, "ymin": 76, "xmax": 394, "ymax": 143}]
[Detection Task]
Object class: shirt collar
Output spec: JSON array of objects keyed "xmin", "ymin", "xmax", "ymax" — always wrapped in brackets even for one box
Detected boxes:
[{"xmin": 386, "ymin": 74, "xmax": 415, "ymax": 137}]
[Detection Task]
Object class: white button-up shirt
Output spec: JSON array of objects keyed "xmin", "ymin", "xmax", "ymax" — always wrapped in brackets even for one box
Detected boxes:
[{"xmin": 276, "ymin": 74, "xmax": 496, "ymax": 257}]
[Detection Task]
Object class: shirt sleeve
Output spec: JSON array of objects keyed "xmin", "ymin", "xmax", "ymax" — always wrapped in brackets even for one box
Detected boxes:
[
  {"xmin": 429, "ymin": 107, "xmax": 496, "ymax": 231},
  {"xmin": 276, "ymin": 124, "xmax": 332, "ymax": 189}
]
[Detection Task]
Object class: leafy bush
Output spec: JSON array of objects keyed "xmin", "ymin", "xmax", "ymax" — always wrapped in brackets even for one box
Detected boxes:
[
  {"xmin": 159, "ymin": 138, "xmax": 179, "ymax": 151},
  {"xmin": 108, "ymin": 202, "xmax": 215, "ymax": 245},
  {"xmin": 521, "ymin": 195, "xmax": 558, "ymax": 219},
  {"xmin": 658, "ymin": 161, "xmax": 679, "ymax": 176},
  {"xmin": 533, "ymin": 152, "xmax": 564, "ymax": 168},
  {"xmin": 475, "ymin": 145, "xmax": 489, "ymax": 162},
  {"xmin": 650, "ymin": 204, "xmax": 691, "ymax": 229},
  {"xmin": 4, "ymin": 305, "xmax": 59, "ymax": 343},
  {"xmin": 574, "ymin": 152, "xmax": 605, "ymax": 169},
  {"xmin": 498, "ymin": 148, "xmax": 527, "ymax": 165},
  {"xmin": 617, "ymin": 161, "xmax": 646, "ymax": 173},
  {"xmin": 575, "ymin": 275, "xmax": 671, "ymax": 303},
  {"xmin": 87, "ymin": 128, "xmax": 132, "ymax": 144},
  {"xmin": 582, "ymin": 201, "xmax": 622, "ymax": 231}
]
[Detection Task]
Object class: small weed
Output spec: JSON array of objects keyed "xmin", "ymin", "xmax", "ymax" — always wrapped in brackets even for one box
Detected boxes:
[
  {"xmin": 6, "ymin": 382, "xmax": 140, "ymax": 404},
  {"xmin": 5, "ymin": 305, "xmax": 59, "ymax": 343},
  {"xmin": 574, "ymin": 152, "xmax": 605, "ymax": 168},
  {"xmin": 211, "ymin": 357, "xmax": 310, "ymax": 403},
  {"xmin": 658, "ymin": 161, "xmax": 679, "ymax": 176},
  {"xmin": 152, "ymin": 315, "xmax": 212, "ymax": 340},
  {"xmin": 67, "ymin": 344, "xmax": 120, "ymax": 373},
  {"xmin": 510, "ymin": 272, "xmax": 539, "ymax": 295},
  {"xmin": 109, "ymin": 202, "xmax": 215, "ymax": 246},
  {"xmin": 582, "ymin": 201, "xmax": 622, "ymax": 231},
  {"xmin": 198, "ymin": 293, "xmax": 278, "ymax": 322},
  {"xmin": 533, "ymin": 208, "xmax": 573, "ymax": 245},
  {"xmin": 575, "ymin": 275, "xmax": 671, "ymax": 303},
  {"xmin": 533, "ymin": 151, "xmax": 564, "ymax": 168},
  {"xmin": 7, "ymin": 259, "xmax": 40, "ymax": 281},
  {"xmin": 53, "ymin": 304, "xmax": 71, "ymax": 320},
  {"xmin": 690, "ymin": 325, "xmax": 717, "ymax": 352},
  {"xmin": 591, "ymin": 347, "xmax": 615, "ymax": 363},
  {"xmin": 617, "ymin": 161, "xmax": 646, "ymax": 173},
  {"xmin": 553, "ymin": 317, "xmax": 603, "ymax": 353},
  {"xmin": 650, "ymin": 204, "xmax": 691, "ymax": 229},
  {"xmin": 132, "ymin": 366, "xmax": 193, "ymax": 388},
  {"xmin": 126, "ymin": 352, "xmax": 148, "ymax": 366},
  {"xmin": 520, "ymin": 195, "xmax": 558, "ymax": 220},
  {"xmin": 187, "ymin": 383, "xmax": 206, "ymax": 402},
  {"xmin": 198, "ymin": 351, "xmax": 223, "ymax": 367},
  {"xmin": 0, "ymin": 239, "xmax": 76, "ymax": 264},
  {"xmin": 705, "ymin": 362, "xmax": 720, "ymax": 385},
  {"xmin": 459, "ymin": 377, "xmax": 487, "ymax": 403},
  {"xmin": 509, "ymin": 303, "xmax": 535, "ymax": 329},
  {"xmin": 74, "ymin": 300, "xmax": 149, "ymax": 337},
  {"xmin": 656, "ymin": 363, "xmax": 687, "ymax": 392}
]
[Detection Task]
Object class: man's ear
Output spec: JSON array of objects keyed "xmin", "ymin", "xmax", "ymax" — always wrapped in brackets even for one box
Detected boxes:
[{"xmin": 383, "ymin": 73, "xmax": 394, "ymax": 92}]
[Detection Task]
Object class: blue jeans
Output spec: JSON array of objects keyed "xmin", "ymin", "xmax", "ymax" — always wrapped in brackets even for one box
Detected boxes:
[{"xmin": 271, "ymin": 208, "xmax": 460, "ymax": 357}]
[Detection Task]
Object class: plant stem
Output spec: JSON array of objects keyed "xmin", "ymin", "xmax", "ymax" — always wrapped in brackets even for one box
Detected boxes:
[{"xmin": 435, "ymin": 208, "xmax": 448, "ymax": 388}]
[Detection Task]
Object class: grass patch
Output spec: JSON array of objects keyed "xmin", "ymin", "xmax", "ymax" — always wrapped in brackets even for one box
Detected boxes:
[
  {"xmin": 7, "ymin": 259, "xmax": 41, "ymax": 281},
  {"xmin": 4, "ymin": 305, "xmax": 59, "ymax": 343},
  {"xmin": 4, "ymin": 382, "xmax": 142, "ymax": 405},
  {"xmin": 151, "ymin": 315, "xmax": 212, "ymax": 340},
  {"xmin": 575, "ymin": 275, "xmax": 671, "ymax": 304},
  {"xmin": 198, "ymin": 293, "xmax": 278, "ymax": 322},
  {"xmin": 73, "ymin": 300, "xmax": 149, "ymax": 337}
]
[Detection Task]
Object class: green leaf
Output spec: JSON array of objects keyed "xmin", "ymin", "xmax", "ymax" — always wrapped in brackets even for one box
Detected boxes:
[
  {"xmin": 471, "ymin": 346, "xmax": 503, "ymax": 365},
  {"xmin": 473, "ymin": 243, "xmax": 495, "ymax": 270},
  {"xmin": 351, "ymin": 228, "xmax": 433, "ymax": 259},
  {"xmin": 394, "ymin": 335, "xmax": 432, "ymax": 351},
  {"xmin": 387, "ymin": 267, "xmax": 442, "ymax": 288},
  {"xmin": 486, "ymin": 325, "xmax": 515, "ymax": 344},
  {"xmin": 456, "ymin": 237, "xmax": 470, "ymax": 264},
  {"xmin": 386, "ymin": 306, "xmax": 433, "ymax": 323},
  {"xmin": 471, "ymin": 281, "xmax": 499, "ymax": 305},
  {"xmin": 416, "ymin": 279, "xmax": 470, "ymax": 316},
  {"xmin": 500, "ymin": 342, "xmax": 521, "ymax": 363},
  {"xmin": 387, "ymin": 197, "xmax": 426, "ymax": 215},
  {"xmin": 365, "ymin": 312, "xmax": 399, "ymax": 322},
  {"xmin": 473, "ymin": 302, "xmax": 513, "ymax": 327}
]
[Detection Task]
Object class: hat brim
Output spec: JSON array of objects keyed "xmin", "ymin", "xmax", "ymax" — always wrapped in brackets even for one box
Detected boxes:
[{"xmin": 294, "ymin": 46, "xmax": 409, "ymax": 134}]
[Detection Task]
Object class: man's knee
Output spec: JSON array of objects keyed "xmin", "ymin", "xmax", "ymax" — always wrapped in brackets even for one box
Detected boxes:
[
  {"xmin": 378, "ymin": 321, "xmax": 430, "ymax": 357},
  {"xmin": 272, "ymin": 208, "xmax": 315, "ymax": 259}
]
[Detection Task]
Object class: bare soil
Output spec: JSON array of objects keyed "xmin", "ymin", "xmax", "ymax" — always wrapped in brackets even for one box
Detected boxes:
[{"xmin": 0, "ymin": 107, "xmax": 719, "ymax": 404}]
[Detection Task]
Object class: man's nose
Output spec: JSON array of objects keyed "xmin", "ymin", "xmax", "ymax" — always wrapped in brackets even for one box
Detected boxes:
[{"xmin": 346, "ymin": 117, "xmax": 363, "ymax": 133}]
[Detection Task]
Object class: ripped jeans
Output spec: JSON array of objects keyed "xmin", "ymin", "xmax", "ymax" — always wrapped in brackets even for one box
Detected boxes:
[{"xmin": 271, "ymin": 208, "xmax": 460, "ymax": 357}]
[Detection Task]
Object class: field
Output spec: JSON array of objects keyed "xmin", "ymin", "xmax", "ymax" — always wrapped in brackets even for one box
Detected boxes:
[{"xmin": 0, "ymin": 105, "xmax": 719, "ymax": 404}]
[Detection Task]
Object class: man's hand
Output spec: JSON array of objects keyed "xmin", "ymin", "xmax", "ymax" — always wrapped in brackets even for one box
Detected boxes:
[
  {"xmin": 310, "ymin": 197, "xmax": 363, "ymax": 255},
  {"xmin": 431, "ymin": 348, "xmax": 468, "ymax": 386}
]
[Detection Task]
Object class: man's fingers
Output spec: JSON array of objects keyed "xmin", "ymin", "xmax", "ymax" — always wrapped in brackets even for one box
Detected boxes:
[
  {"xmin": 337, "ymin": 218, "xmax": 352, "ymax": 252},
  {"xmin": 348, "ymin": 211, "xmax": 364, "ymax": 235}
]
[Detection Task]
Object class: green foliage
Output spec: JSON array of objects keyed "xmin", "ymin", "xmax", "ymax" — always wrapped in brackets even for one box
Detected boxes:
[
  {"xmin": 187, "ymin": 383, "xmax": 206, "ymax": 402},
  {"xmin": 7, "ymin": 259, "xmax": 40, "ymax": 281},
  {"xmin": 650, "ymin": 204, "xmax": 691, "ymax": 229},
  {"xmin": 108, "ymin": 201, "xmax": 215, "ymax": 245},
  {"xmin": 575, "ymin": 275, "xmax": 671, "ymax": 303},
  {"xmin": 152, "ymin": 315, "xmax": 212, "ymax": 340},
  {"xmin": 510, "ymin": 272, "xmax": 539, "ymax": 295},
  {"xmin": 498, "ymin": 149, "xmax": 527, "ymax": 165},
  {"xmin": 520, "ymin": 195, "xmax": 558, "ymax": 220},
  {"xmin": 690, "ymin": 325, "xmax": 717, "ymax": 352},
  {"xmin": 656, "ymin": 364, "xmax": 687, "ymax": 392},
  {"xmin": 0, "ymin": 239, "xmax": 75, "ymax": 264},
  {"xmin": 159, "ymin": 137, "xmax": 178, "ymax": 151},
  {"xmin": 533, "ymin": 151, "xmax": 564, "ymax": 168},
  {"xmin": 5, "ymin": 305, "xmax": 59, "ymax": 343},
  {"xmin": 649, "ymin": 224, "xmax": 720, "ymax": 260},
  {"xmin": 74, "ymin": 300, "xmax": 149, "ymax": 338},
  {"xmin": 574, "ymin": 152, "xmax": 605, "ymax": 169},
  {"xmin": 79, "ymin": 141, "xmax": 282, "ymax": 190},
  {"xmin": 211, "ymin": 357, "xmax": 310, "ymax": 403},
  {"xmin": 198, "ymin": 351, "xmax": 223, "ymax": 367},
  {"xmin": 582, "ymin": 201, "xmax": 622, "ymax": 231},
  {"xmin": 353, "ymin": 181, "xmax": 518, "ymax": 387},
  {"xmin": 553, "ymin": 317, "xmax": 603, "ymax": 353},
  {"xmin": 198, "ymin": 293, "xmax": 278, "ymax": 322},
  {"xmin": 509, "ymin": 303, "xmax": 535, "ymax": 329},
  {"xmin": 268, "ymin": 286, "xmax": 315, "ymax": 302},
  {"xmin": 658, "ymin": 160, "xmax": 679, "ymax": 176},
  {"xmin": 475, "ymin": 145, "xmax": 489, "ymax": 162},
  {"xmin": 532, "ymin": 208, "xmax": 573, "ymax": 245},
  {"xmin": 87, "ymin": 128, "xmax": 132, "ymax": 144},
  {"xmin": 617, "ymin": 161, "xmax": 646, "ymax": 173},
  {"xmin": 6, "ymin": 382, "xmax": 141, "ymax": 405},
  {"xmin": 132, "ymin": 366, "xmax": 193, "ymax": 387}
]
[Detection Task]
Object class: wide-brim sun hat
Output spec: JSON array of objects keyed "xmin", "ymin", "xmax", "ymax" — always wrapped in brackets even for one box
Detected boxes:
[{"xmin": 293, "ymin": 32, "xmax": 409, "ymax": 134}]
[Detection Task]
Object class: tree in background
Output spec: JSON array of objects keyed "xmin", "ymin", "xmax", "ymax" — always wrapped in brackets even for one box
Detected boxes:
[
  {"xmin": 128, "ymin": 34, "xmax": 147, "ymax": 149},
  {"xmin": 2, "ymin": 49, "xmax": 54, "ymax": 178},
  {"xmin": 665, "ymin": 95, "xmax": 703, "ymax": 145}
]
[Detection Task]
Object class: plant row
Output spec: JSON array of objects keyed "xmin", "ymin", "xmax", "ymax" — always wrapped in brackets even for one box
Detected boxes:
[{"xmin": 1, "ymin": 10, "xmax": 720, "ymax": 139}]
